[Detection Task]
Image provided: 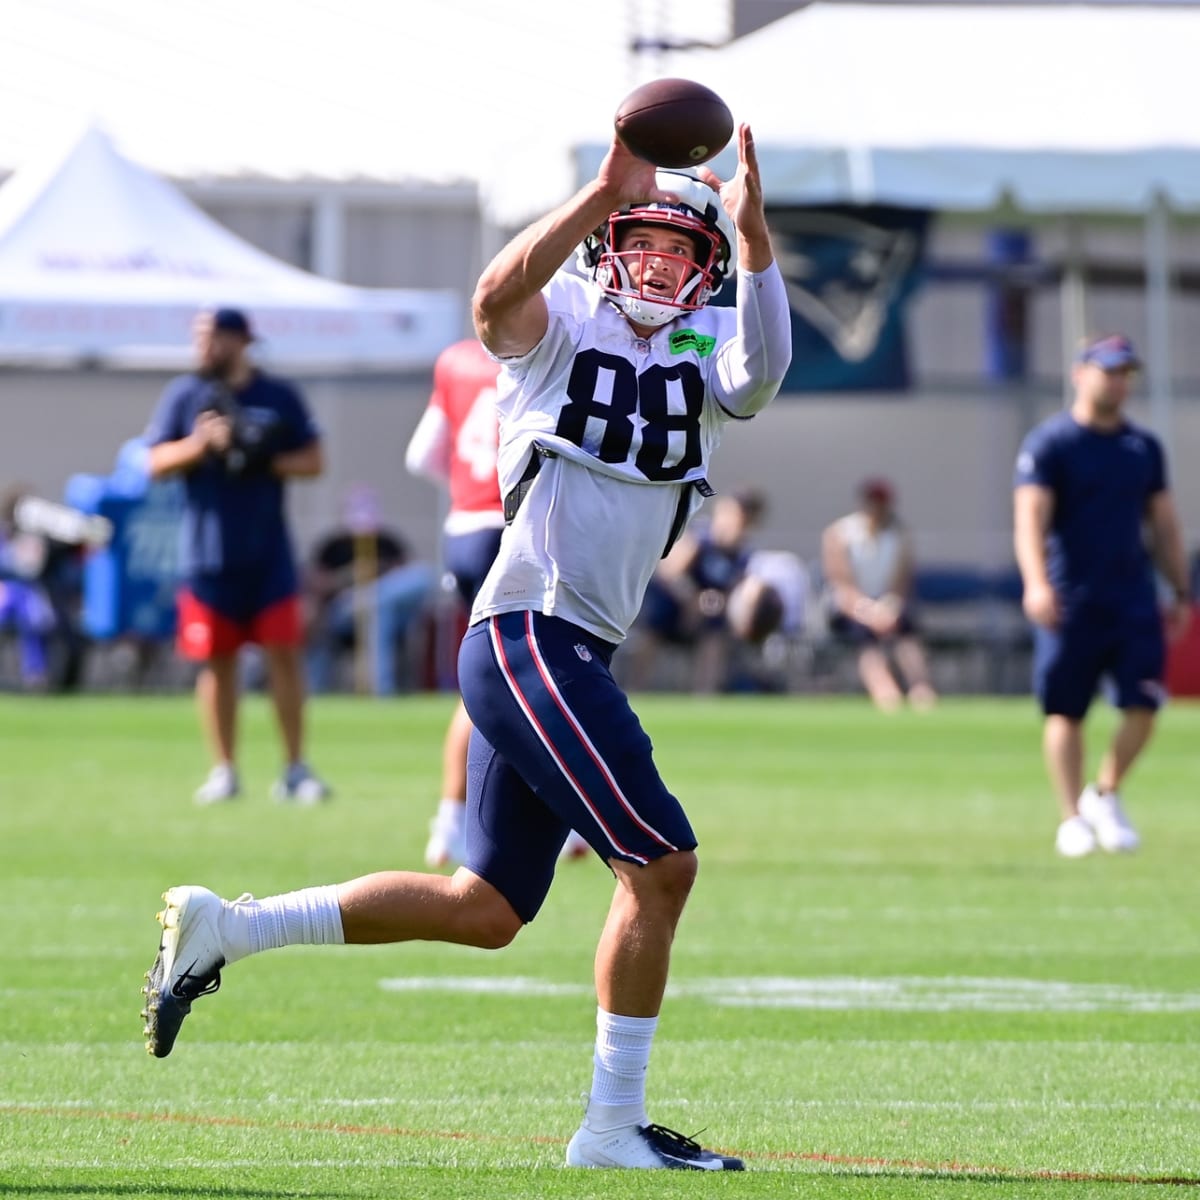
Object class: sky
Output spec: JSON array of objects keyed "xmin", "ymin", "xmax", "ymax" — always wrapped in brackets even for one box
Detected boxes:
[{"xmin": 1, "ymin": 0, "xmax": 734, "ymax": 219}]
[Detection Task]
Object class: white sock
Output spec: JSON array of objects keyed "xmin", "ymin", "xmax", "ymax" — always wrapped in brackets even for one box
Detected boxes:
[
  {"xmin": 585, "ymin": 1007, "xmax": 656, "ymax": 1131},
  {"xmin": 220, "ymin": 886, "xmax": 345, "ymax": 963},
  {"xmin": 436, "ymin": 798, "xmax": 464, "ymax": 830}
]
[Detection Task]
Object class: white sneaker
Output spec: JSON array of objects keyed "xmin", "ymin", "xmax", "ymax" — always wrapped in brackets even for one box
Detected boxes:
[
  {"xmin": 271, "ymin": 763, "xmax": 332, "ymax": 806},
  {"xmin": 424, "ymin": 805, "xmax": 467, "ymax": 868},
  {"xmin": 566, "ymin": 1121, "xmax": 743, "ymax": 1170},
  {"xmin": 194, "ymin": 764, "xmax": 239, "ymax": 805},
  {"xmin": 141, "ymin": 886, "xmax": 229, "ymax": 1058},
  {"xmin": 1078, "ymin": 785, "xmax": 1140, "ymax": 853},
  {"xmin": 559, "ymin": 829, "xmax": 591, "ymax": 862},
  {"xmin": 1055, "ymin": 814, "xmax": 1097, "ymax": 858}
]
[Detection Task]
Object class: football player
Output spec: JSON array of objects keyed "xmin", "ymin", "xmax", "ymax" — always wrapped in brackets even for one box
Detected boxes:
[
  {"xmin": 404, "ymin": 338, "xmax": 506, "ymax": 867},
  {"xmin": 142, "ymin": 124, "xmax": 790, "ymax": 1170}
]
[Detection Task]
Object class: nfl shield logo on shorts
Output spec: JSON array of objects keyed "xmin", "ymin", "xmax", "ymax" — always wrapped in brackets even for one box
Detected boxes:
[{"xmin": 574, "ymin": 643, "xmax": 593, "ymax": 662}]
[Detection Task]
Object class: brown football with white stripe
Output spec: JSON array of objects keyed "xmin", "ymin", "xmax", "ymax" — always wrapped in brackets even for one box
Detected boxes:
[{"xmin": 614, "ymin": 78, "xmax": 733, "ymax": 169}]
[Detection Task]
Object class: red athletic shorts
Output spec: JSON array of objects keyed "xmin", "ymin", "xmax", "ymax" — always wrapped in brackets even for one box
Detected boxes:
[{"xmin": 176, "ymin": 589, "xmax": 303, "ymax": 661}]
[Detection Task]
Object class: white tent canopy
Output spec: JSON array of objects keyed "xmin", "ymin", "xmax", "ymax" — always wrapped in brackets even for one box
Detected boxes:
[
  {"xmin": 0, "ymin": 125, "xmax": 461, "ymax": 371},
  {"xmin": 571, "ymin": 2, "xmax": 1200, "ymax": 215}
]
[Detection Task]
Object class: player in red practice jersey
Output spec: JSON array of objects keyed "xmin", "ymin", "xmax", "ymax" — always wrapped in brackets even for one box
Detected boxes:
[
  {"xmin": 403, "ymin": 343, "xmax": 590, "ymax": 868},
  {"xmin": 407, "ymin": 339, "xmax": 590, "ymax": 867},
  {"xmin": 406, "ymin": 339, "xmax": 504, "ymax": 865}
]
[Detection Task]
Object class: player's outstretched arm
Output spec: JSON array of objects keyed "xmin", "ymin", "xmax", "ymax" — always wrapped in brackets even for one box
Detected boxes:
[
  {"xmin": 701, "ymin": 122, "xmax": 790, "ymax": 416},
  {"xmin": 472, "ymin": 138, "xmax": 672, "ymax": 359},
  {"xmin": 404, "ymin": 406, "xmax": 452, "ymax": 483}
]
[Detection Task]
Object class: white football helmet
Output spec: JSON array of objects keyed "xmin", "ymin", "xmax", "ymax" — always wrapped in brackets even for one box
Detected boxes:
[{"xmin": 580, "ymin": 170, "xmax": 736, "ymax": 329}]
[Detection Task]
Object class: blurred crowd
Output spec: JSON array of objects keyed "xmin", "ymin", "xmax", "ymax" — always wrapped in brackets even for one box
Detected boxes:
[{"xmin": 0, "ymin": 459, "xmax": 950, "ymax": 705}]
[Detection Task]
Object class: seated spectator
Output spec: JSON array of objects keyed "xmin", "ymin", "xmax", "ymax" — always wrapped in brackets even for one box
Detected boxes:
[
  {"xmin": 735, "ymin": 549, "xmax": 809, "ymax": 642},
  {"xmin": 305, "ymin": 487, "xmax": 436, "ymax": 695},
  {"xmin": 626, "ymin": 488, "xmax": 770, "ymax": 693},
  {"xmin": 821, "ymin": 477, "xmax": 938, "ymax": 711}
]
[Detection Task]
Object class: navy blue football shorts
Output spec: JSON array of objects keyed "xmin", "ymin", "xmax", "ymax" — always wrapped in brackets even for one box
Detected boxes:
[
  {"xmin": 1033, "ymin": 606, "xmax": 1166, "ymax": 719},
  {"xmin": 443, "ymin": 527, "xmax": 504, "ymax": 607},
  {"xmin": 456, "ymin": 611, "xmax": 697, "ymax": 923}
]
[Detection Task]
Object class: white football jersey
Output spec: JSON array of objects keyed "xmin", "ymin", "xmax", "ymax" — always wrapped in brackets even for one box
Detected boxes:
[{"xmin": 471, "ymin": 267, "xmax": 789, "ymax": 643}]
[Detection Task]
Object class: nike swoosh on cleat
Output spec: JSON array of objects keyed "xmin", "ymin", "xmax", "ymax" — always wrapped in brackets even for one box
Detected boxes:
[{"xmin": 169, "ymin": 957, "xmax": 224, "ymax": 1001}]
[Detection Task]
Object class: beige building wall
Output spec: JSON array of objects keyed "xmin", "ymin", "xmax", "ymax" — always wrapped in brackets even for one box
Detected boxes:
[{"xmin": 3, "ymin": 370, "xmax": 1198, "ymax": 584}]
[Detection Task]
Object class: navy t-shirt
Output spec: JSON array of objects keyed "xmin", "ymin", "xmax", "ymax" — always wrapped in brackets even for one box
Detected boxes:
[
  {"xmin": 1013, "ymin": 411, "xmax": 1165, "ymax": 616},
  {"xmin": 144, "ymin": 371, "xmax": 320, "ymax": 580}
]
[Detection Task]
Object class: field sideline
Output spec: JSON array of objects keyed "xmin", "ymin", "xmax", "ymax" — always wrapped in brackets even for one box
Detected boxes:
[{"xmin": 1, "ymin": 692, "xmax": 1198, "ymax": 1199}]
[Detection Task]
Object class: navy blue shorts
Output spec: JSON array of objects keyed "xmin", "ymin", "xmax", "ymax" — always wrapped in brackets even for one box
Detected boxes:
[
  {"xmin": 1033, "ymin": 606, "xmax": 1166, "ymax": 719},
  {"xmin": 443, "ymin": 527, "xmax": 504, "ymax": 607},
  {"xmin": 829, "ymin": 609, "xmax": 918, "ymax": 646},
  {"xmin": 457, "ymin": 612, "xmax": 697, "ymax": 923},
  {"xmin": 186, "ymin": 559, "xmax": 297, "ymax": 625}
]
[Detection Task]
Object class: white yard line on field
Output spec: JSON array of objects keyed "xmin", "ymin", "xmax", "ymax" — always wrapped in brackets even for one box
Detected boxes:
[{"xmin": 377, "ymin": 974, "xmax": 1200, "ymax": 1013}]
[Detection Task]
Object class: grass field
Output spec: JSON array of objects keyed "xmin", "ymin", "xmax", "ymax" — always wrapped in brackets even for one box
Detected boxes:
[{"xmin": 1, "ymin": 691, "xmax": 1198, "ymax": 1198}]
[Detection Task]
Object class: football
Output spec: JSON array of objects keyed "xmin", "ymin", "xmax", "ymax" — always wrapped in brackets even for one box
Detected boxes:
[{"xmin": 614, "ymin": 78, "xmax": 734, "ymax": 169}]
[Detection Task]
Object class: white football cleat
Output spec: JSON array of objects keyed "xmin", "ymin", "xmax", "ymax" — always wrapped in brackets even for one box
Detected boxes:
[
  {"xmin": 141, "ymin": 886, "xmax": 230, "ymax": 1058},
  {"xmin": 194, "ymin": 764, "xmax": 239, "ymax": 805},
  {"xmin": 1055, "ymin": 814, "xmax": 1097, "ymax": 858},
  {"xmin": 1078, "ymin": 785, "xmax": 1140, "ymax": 853},
  {"xmin": 566, "ymin": 1121, "xmax": 743, "ymax": 1170}
]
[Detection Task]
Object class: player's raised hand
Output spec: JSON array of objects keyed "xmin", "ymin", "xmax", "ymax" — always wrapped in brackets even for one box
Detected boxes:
[
  {"xmin": 596, "ymin": 136, "xmax": 677, "ymax": 208},
  {"xmin": 698, "ymin": 124, "xmax": 772, "ymax": 270},
  {"xmin": 698, "ymin": 125, "xmax": 762, "ymax": 224}
]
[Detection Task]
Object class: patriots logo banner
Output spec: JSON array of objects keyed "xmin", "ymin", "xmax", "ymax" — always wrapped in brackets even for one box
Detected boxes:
[{"xmin": 755, "ymin": 206, "xmax": 932, "ymax": 392}]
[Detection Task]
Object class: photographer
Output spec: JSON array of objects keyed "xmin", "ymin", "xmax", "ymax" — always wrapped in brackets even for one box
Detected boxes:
[{"xmin": 144, "ymin": 307, "xmax": 332, "ymax": 805}]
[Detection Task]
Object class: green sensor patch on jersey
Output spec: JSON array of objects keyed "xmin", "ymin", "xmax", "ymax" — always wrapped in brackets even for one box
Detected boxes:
[{"xmin": 669, "ymin": 330, "xmax": 716, "ymax": 357}]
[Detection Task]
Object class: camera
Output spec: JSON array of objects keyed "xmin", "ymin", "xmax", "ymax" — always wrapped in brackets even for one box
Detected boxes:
[{"xmin": 203, "ymin": 383, "xmax": 283, "ymax": 477}]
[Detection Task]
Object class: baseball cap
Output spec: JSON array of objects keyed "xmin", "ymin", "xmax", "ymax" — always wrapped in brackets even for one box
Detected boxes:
[
  {"xmin": 211, "ymin": 307, "xmax": 255, "ymax": 339},
  {"xmin": 1076, "ymin": 333, "xmax": 1140, "ymax": 371}
]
